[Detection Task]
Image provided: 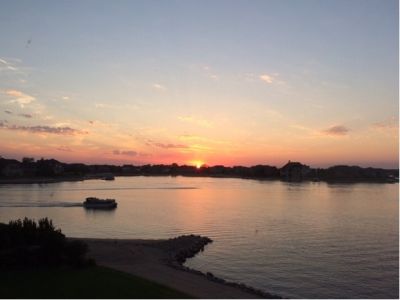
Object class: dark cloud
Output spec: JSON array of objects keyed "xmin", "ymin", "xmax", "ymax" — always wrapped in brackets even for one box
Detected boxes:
[
  {"xmin": 18, "ymin": 113, "xmax": 32, "ymax": 118},
  {"xmin": 0, "ymin": 122, "xmax": 87, "ymax": 135},
  {"xmin": 322, "ymin": 125, "xmax": 349, "ymax": 136},
  {"xmin": 113, "ymin": 150, "xmax": 137, "ymax": 156},
  {"xmin": 4, "ymin": 110, "xmax": 12, "ymax": 114}
]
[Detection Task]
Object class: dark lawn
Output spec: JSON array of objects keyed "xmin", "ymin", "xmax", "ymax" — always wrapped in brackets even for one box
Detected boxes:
[{"xmin": 0, "ymin": 266, "xmax": 192, "ymax": 298}]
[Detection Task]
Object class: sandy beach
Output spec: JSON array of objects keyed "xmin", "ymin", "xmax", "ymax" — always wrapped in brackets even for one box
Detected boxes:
[{"xmin": 76, "ymin": 236, "xmax": 277, "ymax": 299}]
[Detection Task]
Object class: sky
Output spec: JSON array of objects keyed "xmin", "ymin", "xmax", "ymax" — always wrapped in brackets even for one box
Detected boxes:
[{"xmin": 0, "ymin": 0, "xmax": 398, "ymax": 168}]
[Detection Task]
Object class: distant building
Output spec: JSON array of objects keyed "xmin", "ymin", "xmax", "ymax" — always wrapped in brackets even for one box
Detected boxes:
[
  {"xmin": 280, "ymin": 161, "xmax": 311, "ymax": 181},
  {"xmin": 2, "ymin": 163, "xmax": 23, "ymax": 177}
]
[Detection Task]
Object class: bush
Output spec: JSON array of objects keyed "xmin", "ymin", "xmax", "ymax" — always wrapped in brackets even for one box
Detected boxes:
[{"xmin": 0, "ymin": 217, "xmax": 91, "ymax": 269}]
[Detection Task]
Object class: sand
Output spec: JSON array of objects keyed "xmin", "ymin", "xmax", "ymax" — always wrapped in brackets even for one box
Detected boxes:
[{"xmin": 75, "ymin": 236, "xmax": 269, "ymax": 299}]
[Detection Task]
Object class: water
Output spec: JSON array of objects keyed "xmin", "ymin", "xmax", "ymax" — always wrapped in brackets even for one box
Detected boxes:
[{"xmin": 0, "ymin": 176, "xmax": 398, "ymax": 298}]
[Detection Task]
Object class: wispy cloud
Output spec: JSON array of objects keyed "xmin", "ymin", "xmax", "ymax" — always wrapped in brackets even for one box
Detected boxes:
[
  {"xmin": 113, "ymin": 149, "xmax": 137, "ymax": 156},
  {"xmin": 94, "ymin": 103, "xmax": 120, "ymax": 110},
  {"xmin": 259, "ymin": 74, "xmax": 274, "ymax": 84},
  {"xmin": 209, "ymin": 74, "xmax": 219, "ymax": 80},
  {"xmin": 146, "ymin": 139, "xmax": 188, "ymax": 149},
  {"xmin": 200, "ymin": 65, "xmax": 219, "ymax": 81},
  {"xmin": 95, "ymin": 103, "xmax": 106, "ymax": 108},
  {"xmin": 153, "ymin": 142, "xmax": 188, "ymax": 149},
  {"xmin": 322, "ymin": 125, "xmax": 349, "ymax": 136},
  {"xmin": 258, "ymin": 73, "xmax": 285, "ymax": 85},
  {"xmin": 152, "ymin": 83, "xmax": 166, "ymax": 90},
  {"xmin": 5, "ymin": 89, "xmax": 35, "ymax": 108},
  {"xmin": 243, "ymin": 73, "xmax": 256, "ymax": 82},
  {"xmin": 0, "ymin": 122, "xmax": 87, "ymax": 135},
  {"xmin": 178, "ymin": 115, "xmax": 213, "ymax": 128},
  {"xmin": 56, "ymin": 145, "xmax": 72, "ymax": 152},
  {"xmin": 0, "ymin": 58, "xmax": 18, "ymax": 72},
  {"xmin": 372, "ymin": 117, "xmax": 397, "ymax": 130},
  {"xmin": 179, "ymin": 134, "xmax": 203, "ymax": 141},
  {"xmin": 18, "ymin": 113, "xmax": 32, "ymax": 118},
  {"xmin": 265, "ymin": 108, "xmax": 284, "ymax": 119},
  {"xmin": 371, "ymin": 117, "xmax": 398, "ymax": 136},
  {"xmin": 113, "ymin": 149, "xmax": 151, "ymax": 157}
]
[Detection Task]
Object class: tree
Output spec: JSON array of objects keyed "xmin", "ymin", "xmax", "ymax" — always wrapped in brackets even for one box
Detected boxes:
[{"xmin": 22, "ymin": 157, "xmax": 35, "ymax": 164}]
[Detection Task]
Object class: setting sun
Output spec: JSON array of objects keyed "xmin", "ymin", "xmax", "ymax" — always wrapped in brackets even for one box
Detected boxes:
[{"xmin": 191, "ymin": 160, "xmax": 204, "ymax": 169}]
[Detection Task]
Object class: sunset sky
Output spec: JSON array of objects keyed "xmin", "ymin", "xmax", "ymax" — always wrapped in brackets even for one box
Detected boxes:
[{"xmin": 0, "ymin": 0, "xmax": 398, "ymax": 168}]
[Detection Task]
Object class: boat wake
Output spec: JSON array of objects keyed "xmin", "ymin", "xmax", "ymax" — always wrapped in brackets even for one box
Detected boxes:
[
  {"xmin": 0, "ymin": 202, "xmax": 83, "ymax": 208},
  {"xmin": 7, "ymin": 187, "xmax": 198, "ymax": 192}
]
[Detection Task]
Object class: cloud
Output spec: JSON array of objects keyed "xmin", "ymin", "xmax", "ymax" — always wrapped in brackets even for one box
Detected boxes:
[
  {"xmin": 94, "ymin": 103, "xmax": 117, "ymax": 109},
  {"xmin": 200, "ymin": 65, "xmax": 219, "ymax": 81},
  {"xmin": 0, "ymin": 122, "xmax": 87, "ymax": 135},
  {"xmin": 95, "ymin": 103, "xmax": 106, "ymax": 108},
  {"xmin": 322, "ymin": 125, "xmax": 349, "ymax": 136},
  {"xmin": 62, "ymin": 96, "xmax": 70, "ymax": 100},
  {"xmin": 146, "ymin": 139, "xmax": 188, "ymax": 149},
  {"xmin": 5, "ymin": 89, "xmax": 35, "ymax": 107},
  {"xmin": 18, "ymin": 113, "xmax": 32, "ymax": 118},
  {"xmin": 0, "ymin": 58, "xmax": 18, "ymax": 72},
  {"xmin": 372, "ymin": 117, "xmax": 397, "ymax": 130},
  {"xmin": 259, "ymin": 74, "xmax": 274, "ymax": 84},
  {"xmin": 56, "ymin": 146, "xmax": 72, "ymax": 152},
  {"xmin": 153, "ymin": 142, "xmax": 188, "ymax": 149},
  {"xmin": 243, "ymin": 73, "xmax": 256, "ymax": 82},
  {"xmin": 265, "ymin": 108, "xmax": 284, "ymax": 119},
  {"xmin": 210, "ymin": 74, "xmax": 219, "ymax": 80},
  {"xmin": 179, "ymin": 134, "xmax": 202, "ymax": 140},
  {"xmin": 152, "ymin": 83, "xmax": 166, "ymax": 90},
  {"xmin": 178, "ymin": 115, "xmax": 213, "ymax": 128},
  {"xmin": 371, "ymin": 117, "xmax": 398, "ymax": 136},
  {"xmin": 113, "ymin": 150, "xmax": 137, "ymax": 156}
]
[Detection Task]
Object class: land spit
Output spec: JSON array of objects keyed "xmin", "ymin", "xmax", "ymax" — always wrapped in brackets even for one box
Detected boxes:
[{"xmin": 75, "ymin": 235, "xmax": 280, "ymax": 299}]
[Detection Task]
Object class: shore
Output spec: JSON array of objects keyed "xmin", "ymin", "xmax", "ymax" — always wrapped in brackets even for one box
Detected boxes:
[
  {"xmin": 75, "ymin": 235, "xmax": 280, "ymax": 299},
  {"xmin": 0, "ymin": 176, "xmax": 85, "ymax": 184},
  {"xmin": 0, "ymin": 174, "xmax": 397, "ymax": 185}
]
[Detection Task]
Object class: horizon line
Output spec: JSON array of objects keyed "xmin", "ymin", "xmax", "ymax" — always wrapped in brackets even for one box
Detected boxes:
[{"xmin": 1, "ymin": 156, "xmax": 398, "ymax": 170}]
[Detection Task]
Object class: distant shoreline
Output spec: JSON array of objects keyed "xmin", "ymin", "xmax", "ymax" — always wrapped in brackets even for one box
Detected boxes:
[
  {"xmin": 1, "ymin": 157, "xmax": 398, "ymax": 184},
  {"xmin": 0, "ymin": 174, "xmax": 397, "ymax": 185}
]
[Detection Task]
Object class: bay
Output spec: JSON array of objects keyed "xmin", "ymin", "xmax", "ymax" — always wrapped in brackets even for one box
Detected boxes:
[{"xmin": 0, "ymin": 176, "xmax": 398, "ymax": 298}]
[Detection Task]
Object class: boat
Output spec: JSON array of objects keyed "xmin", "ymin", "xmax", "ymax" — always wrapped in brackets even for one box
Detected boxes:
[
  {"xmin": 103, "ymin": 174, "xmax": 115, "ymax": 180},
  {"xmin": 83, "ymin": 197, "xmax": 117, "ymax": 209}
]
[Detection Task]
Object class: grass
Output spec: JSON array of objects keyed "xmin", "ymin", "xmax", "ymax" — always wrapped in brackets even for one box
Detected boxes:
[{"xmin": 0, "ymin": 266, "xmax": 193, "ymax": 298}]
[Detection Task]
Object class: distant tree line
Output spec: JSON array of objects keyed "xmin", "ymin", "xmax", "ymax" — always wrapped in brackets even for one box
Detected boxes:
[{"xmin": 0, "ymin": 157, "xmax": 398, "ymax": 183}]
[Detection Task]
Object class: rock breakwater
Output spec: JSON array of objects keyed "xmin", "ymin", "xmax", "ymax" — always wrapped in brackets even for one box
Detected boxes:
[{"xmin": 155, "ymin": 234, "xmax": 281, "ymax": 299}]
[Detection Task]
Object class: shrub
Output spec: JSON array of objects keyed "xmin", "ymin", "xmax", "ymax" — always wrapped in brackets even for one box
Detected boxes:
[{"xmin": 0, "ymin": 217, "xmax": 91, "ymax": 269}]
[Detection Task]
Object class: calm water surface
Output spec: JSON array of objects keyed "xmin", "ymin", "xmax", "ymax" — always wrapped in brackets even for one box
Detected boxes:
[{"xmin": 0, "ymin": 176, "xmax": 398, "ymax": 298}]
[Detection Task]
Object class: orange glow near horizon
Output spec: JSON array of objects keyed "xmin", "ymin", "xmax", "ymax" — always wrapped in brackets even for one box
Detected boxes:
[{"xmin": 190, "ymin": 160, "xmax": 205, "ymax": 169}]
